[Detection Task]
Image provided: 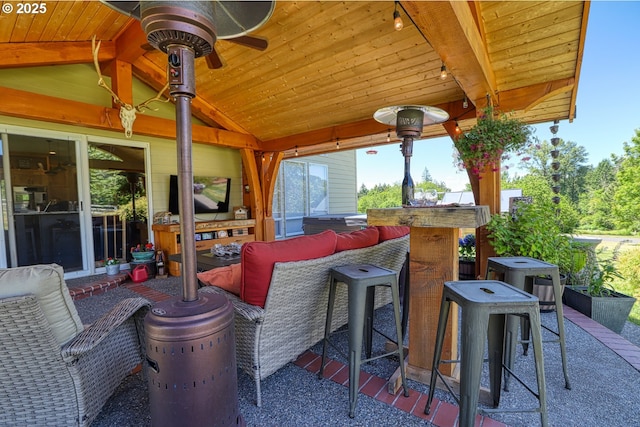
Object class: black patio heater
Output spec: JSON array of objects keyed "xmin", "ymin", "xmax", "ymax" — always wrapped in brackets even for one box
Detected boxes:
[
  {"xmin": 373, "ymin": 105, "xmax": 450, "ymax": 205},
  {"xmin": 103, "ymin": 1, "xmax": 274, "ymax": 426}
]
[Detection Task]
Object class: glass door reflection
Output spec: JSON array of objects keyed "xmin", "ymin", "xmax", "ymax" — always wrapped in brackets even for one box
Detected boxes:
[{"xmin": 7, "ymin": 134, "xmax": 83, "ymax": 272}]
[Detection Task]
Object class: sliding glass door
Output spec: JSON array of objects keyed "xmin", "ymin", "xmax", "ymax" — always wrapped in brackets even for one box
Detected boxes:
[{"xmin": 1, "ymin": 132, "xmax": 85, "ymax": 273}]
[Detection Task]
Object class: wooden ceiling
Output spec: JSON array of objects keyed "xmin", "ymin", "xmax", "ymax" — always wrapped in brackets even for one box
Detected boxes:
[{"xmin": 0, "ymin": 1, "xmax": 589, "ymax": 158}]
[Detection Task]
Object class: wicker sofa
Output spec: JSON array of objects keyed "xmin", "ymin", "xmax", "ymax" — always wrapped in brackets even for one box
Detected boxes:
[
  {"xmin": 0, "ymin": 264, "xmax": 150, "ymax": 426},
  {"xmin": 200, "ymin": 228, "xmax": 409, "ymax": 406}
]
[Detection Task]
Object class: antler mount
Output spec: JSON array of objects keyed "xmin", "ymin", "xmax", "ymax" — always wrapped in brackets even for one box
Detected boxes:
[{"xmin": 92, "ymin": 36, "xmax": 170, "ymax": 138}]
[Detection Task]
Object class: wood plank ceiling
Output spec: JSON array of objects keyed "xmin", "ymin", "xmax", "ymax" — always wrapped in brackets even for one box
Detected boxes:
[{"xmin": 0, "ymin": 1, "xmax": 589, "ymax": 158}]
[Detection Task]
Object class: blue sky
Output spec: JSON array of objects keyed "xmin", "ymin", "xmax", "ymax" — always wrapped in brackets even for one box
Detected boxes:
[{"xmin": 357, "ymin": 1, "xmax": 640, "ymax": 191}]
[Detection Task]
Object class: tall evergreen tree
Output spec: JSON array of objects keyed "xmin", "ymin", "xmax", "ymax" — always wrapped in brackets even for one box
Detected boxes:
[{"xmin": 613, "ymin": 130, "xmax": 640, "ymax": 232}]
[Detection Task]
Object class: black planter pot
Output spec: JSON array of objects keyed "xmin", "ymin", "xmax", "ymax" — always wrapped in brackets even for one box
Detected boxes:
[
  {"xmin": 563, "ymin": 286, "xmax": 636, "ymax": 334},
  {"xmin": 458, "ymin": 259, "xmax": 476, "ymax": 280},
  {"xmin": 532, "ymin": 274, "xmax": 567, "ymax": 312}
]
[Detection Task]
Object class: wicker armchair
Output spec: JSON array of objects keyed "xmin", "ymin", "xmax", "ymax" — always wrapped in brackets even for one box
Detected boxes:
[{"xmin": 0, "ymin": 264, "xmax": 150, "ymax": 427}]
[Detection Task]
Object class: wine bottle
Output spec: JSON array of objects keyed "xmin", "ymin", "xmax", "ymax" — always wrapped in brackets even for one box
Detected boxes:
[{"xmin": 401, "ymin": 138, "xmax": 414, "ymax": 205}]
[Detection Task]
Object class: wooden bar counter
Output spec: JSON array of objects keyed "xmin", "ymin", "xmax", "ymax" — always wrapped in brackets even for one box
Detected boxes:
[{"xmin": 367, "ymin": 206, "xmax": 490, "ymax": 382}]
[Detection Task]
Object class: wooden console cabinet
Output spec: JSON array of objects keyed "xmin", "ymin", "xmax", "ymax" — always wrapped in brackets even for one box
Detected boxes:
[{"xmin": 152, "ymin": 219, "xmax": 256, "ymax": 276}]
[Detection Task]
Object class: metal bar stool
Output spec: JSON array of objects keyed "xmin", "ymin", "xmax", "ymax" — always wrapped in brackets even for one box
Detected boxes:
[
  {"xmin": 486, "ymin": 256, "xmax": 571, "ymax": 391},
  {"xmin": 319, "ymin": 264, "xmax": 409, "ymax": 418},
  {"xmin": 364, "ymin": 251, "xmax": 410, "ymax": 359},
  {"xmin": 425, "ymin": 280, "xmax": 548, "ymax": 427}
]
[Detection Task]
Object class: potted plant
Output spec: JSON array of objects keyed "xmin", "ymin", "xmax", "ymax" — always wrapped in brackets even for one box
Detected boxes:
[
  {"xmin": 458, "ymin": 233, "xmax": 476, "ymax": 280},
  {"xmin": 131, "ymin": 242, "xmax": 155, "ymax": 261},
  {"xmin": 563, "ymin": 245, "xmax": 637, "ymax": 334},
  {"xmin": 486, "ymin": 199, "xmax": 573, "ymax": 311},
  {"xmin": 454, "ymin": 106, "xmax": 537, "ymax": 176},
  {"xmin": 104, "ymin": 257, "xmax": 121, "ymax": 275}
]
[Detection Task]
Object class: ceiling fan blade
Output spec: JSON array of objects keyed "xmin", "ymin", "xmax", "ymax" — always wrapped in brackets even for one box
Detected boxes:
[
  {"xmin": 205, "ymin": 48, "xmax": 224, "ymax": 69},
  {"xmin": 228, "ymin": 35, "xmax": 268, "ymax": 51}
]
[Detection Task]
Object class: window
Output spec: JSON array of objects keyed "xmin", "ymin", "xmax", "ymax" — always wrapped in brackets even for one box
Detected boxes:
[{"xmin": 273, "ymin": 161, "xmax": 328, "ymax": 238}]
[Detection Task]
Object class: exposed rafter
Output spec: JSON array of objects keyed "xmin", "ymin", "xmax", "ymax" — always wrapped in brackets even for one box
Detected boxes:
[{"xmin": 402, "ymin": 1, "xmax": 498, "ymax": 108}]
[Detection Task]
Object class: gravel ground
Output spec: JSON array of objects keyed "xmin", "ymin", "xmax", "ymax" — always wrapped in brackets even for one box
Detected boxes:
[{"xmin": 69, "ymin": 275, "xmax": 640, "ymax": 427}]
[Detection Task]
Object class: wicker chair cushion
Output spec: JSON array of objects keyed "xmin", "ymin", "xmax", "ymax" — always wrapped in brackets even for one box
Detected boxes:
[
  {"xmin": 0, "ymin": 264, "xmax": 83, "ymax": 345},
  {"xmin": 376, "ymin": 225, "xmax": 410, "ymax": 242},
  {"xmin": 240, "ymin": 230, "xmax": 337, "ymax": 307},
  {"xmin": 198, "ymin": 263, "xmax": 242, "ymax": 296},
  {"xmin": 335, "ymin": 226, "xmax": 379, "ymax": 252}
]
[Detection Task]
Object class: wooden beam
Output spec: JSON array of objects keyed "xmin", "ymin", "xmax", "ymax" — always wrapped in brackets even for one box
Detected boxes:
[
  {"xmin": 402, "ymin": 1, "xmax": 498, "ymax": 106},
  {"xmin": 0, "ymin": 41, "xmax": 115, "ymax": 68},
  {"xmin": 264, "ymin": 101, "xmax": 477, "ymax": 156},
  {"xmin": 115, "ymin": 22, "xmax": 148, "ymax": 64},
  {"xmin": 239, "ymin": 148, "xmax": 265, "ymax": 241},
  {"xmin": 0, "ymin": 86, "xmax": 258, "ymax": 150},
  {"xmin": 111, "ymin": 60, "xmax": 133, "ymax": 107},
  {"xmin": 569, "ymin": 1, "xmax": 591, "ymax": 122},
  {"xmin": 498, "ymin": 78, "xmax": 575, "ymax": 113}
]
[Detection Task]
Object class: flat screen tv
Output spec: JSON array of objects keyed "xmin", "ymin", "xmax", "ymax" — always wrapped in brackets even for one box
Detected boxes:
[{"xmin": 168, "ymin": 175, "xmax": 231, "ymax": 214}]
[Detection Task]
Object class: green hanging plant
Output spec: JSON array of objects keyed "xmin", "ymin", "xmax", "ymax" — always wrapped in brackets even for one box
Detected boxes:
[{"xmin": 454, "ymin": 106, "xmax": 537, "ymax": 176}]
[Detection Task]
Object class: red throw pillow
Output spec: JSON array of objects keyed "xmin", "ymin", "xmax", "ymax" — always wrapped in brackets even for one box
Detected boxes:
[
  {"xmin": 240, "ymin": 230, "xmax": 337, "ymax": 307},
  {"xmin": 376, "ymin": 226, "xmax": 410, "ymax": 242},
  {"xmin": 197, "ymin": 263, "xmax": 242, "ymax": 296},
  {"xmin": 335, "ymin": 227, "xmax": 379, "ymax": 252}
]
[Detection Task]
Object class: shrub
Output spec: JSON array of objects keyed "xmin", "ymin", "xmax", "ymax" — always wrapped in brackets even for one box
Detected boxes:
[{"xmin": 617, "ymin": 247, "xmax": 640, "ymax": 288}]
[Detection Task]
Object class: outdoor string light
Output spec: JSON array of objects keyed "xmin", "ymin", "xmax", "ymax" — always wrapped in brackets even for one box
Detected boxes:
[{"xmin": 393, "ymin": 2, "xmax": 403, "ymax": 31}]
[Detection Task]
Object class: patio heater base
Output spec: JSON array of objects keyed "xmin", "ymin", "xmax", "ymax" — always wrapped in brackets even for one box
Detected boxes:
[{"xmin": 145, "ymin": 292, "xmax": 244, "ymax": 427}]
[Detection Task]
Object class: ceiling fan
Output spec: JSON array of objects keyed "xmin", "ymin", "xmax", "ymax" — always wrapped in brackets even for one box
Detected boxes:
[{"xmin": 101, "ymin": 1, "xmax": 273, "ymax": 69}]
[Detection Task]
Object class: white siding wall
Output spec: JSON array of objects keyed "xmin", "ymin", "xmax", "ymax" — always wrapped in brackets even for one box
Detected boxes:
[{"xmin": 303, "ymin": 151, "xmax": 357, "ymax": 214}]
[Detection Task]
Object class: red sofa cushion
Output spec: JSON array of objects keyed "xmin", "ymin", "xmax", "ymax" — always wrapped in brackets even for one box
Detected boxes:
[
  {"xmin": 335, "ymin": 227, "xmax": 379, "ymax": 252},
  {"xmin": 197, "ymin": 263, "xmax": 242, "ymax": 296},
  {"xmin": 376, "ymin": 226, "xmax": 410, "ymax": 242},
  {"xmin": 240, "ymin": 230, "xmax": 337, "ymax": 307}
]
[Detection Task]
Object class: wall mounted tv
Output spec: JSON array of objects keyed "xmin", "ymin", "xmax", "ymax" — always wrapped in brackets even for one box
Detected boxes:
[{"xmin": 168, "ymin": 175, "xmax": 231, "ymax": 215}]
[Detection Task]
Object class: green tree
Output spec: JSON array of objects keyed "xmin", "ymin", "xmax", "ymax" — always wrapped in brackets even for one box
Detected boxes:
[
  {"xmin": 421, "ymin": 167, "xmax": 432, "ymax": 183},
  {"xmin": 521, "ymin": 138, "xmax": 589, "ymax": 204},
  {"xmin": 578, "ymin": 158, "xmax": 619, "ymax": 230},
  {"xmin": 613, "ymin": 130, "xmax": 640, "ymax": 232},
  {"xmin": 357, "ymin": 184, "xmax": 401, "ymax": 212}
]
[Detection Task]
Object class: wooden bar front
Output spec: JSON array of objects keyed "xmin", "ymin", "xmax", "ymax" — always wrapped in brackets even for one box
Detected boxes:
[{"xmin": 368, "ymin": 206, "xmax": 490, "ymax": 380}]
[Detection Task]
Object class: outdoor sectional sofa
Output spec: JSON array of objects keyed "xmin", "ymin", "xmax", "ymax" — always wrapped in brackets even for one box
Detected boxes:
[{"xmin": 198, "ymin": 226, "xmax": 410, "ymax": 406}]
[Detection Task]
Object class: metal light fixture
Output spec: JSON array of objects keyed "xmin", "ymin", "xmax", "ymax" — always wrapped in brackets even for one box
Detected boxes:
[
  {"xmin": 455, "ymin": 121, "xmax": 461, "ymax": 133},
  {"xmin": 393, "ymin": 2, "xmax": 403, "ymax": 31},
  {"xmin": 463, "ymin": 95, "xmax": 469, "ymax": 109}
]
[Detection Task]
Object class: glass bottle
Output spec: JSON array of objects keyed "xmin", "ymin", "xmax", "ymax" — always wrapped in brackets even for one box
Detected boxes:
[{"xmin": 401, "ymin": 138, "xmax": 414, "ymax": 205}]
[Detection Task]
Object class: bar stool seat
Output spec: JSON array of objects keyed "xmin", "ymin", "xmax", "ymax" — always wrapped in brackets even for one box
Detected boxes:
[
  {"xmin": 319, "ymin": 264, "xmax": 409, "ymax": 418},
  {"xmin": 425, "ymin": 280, "xmax": 548, "ymax": 427},
  {"xmin": 486, "ymin": 256, "xmax": 571, "ymax": 390}
]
